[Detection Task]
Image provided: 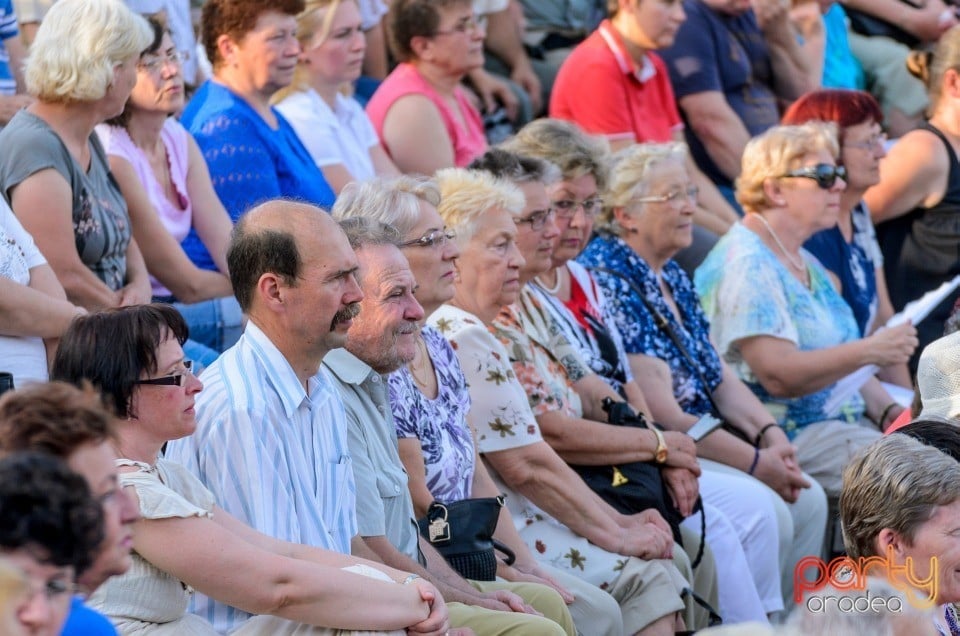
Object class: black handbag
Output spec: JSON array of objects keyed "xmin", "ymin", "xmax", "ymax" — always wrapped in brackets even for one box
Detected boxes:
[
  {"xmin": 417, "ymin": 496, "xmax": 516, "ymax": 581},
  {"xmin": 570, "ymin": 400, "xmax": 689, "ymax": 546}
]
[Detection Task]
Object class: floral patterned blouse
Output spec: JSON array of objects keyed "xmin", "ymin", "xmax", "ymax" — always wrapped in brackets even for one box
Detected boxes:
[
  {"xmin": 491, "ymin": 286, "xmax": 588, "ymax": 419},
  {"xmin": 578, "ymin": 232, "xmax": 723, "ymax": 418},
  {"xmin": 387, "ymin": 325, "xmax": 475, "ymax": 504},
  {"xmin": 694, "ymin": 223, "xmax": 865, "ymax": 437}
]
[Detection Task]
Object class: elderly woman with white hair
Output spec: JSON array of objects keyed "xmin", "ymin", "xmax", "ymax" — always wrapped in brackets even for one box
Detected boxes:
[
  {"xmin": 0, "ymin": 0, "xmax": 153, "ymax": 312},
  {"xmin": 331, "ymin": 173, "xmax": 621, "ymax": 636},
  {"xmin": 427, "ymin": 167, "xmax": 710, "ymax": 636},
  {"xmin": 693, "ymin": 123, "xmax": 917, "ymax": 498}
]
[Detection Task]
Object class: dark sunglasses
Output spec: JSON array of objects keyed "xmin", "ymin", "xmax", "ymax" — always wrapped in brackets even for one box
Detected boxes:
[
  {"xmin": 778, "ymin": 163, "xmax": 847, "ymax": 189},
  {"xmin": 133, "ymin": 360, "xmax": 194, "ymax": 387}
]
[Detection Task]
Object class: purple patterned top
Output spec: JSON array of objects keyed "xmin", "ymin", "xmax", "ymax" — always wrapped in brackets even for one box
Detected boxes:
[{"xmin": 388, "ymin": 325, "xmax": 475, "ymax": 503}]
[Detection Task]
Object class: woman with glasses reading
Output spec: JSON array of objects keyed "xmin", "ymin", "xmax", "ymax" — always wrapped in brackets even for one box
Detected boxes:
[
  {"xmin": 97, "ymin": 14, "xmax": 240, "ymax": 366},
  {"xmin": 365, "ymin": 0, "xmax": 488, "ymax": 174},
  {"xmin": 782, "ymin": 89, "xmax": 914, "ymax": 388},
  {"xmin": 693, "ymin": 122, "xmax": 916, "ymax": 501}
]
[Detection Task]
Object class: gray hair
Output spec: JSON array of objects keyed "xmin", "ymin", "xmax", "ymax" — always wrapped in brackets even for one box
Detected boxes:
[
  {"xmin": 468, "ymin": 148, "xmax": 561, "ymax": 185},
  {"xmin": 840, "ymin": 433, "xmax": 960, "ymax": 560},
  {"xmin": 598, "ymin": 142, "xmax": 687, "ymax": 236},
  {"xmin": 331, "ymin": 176, "xmax": 441, "ymax": 239},
  {"xmin": 337, "ymin": 217, "xmax": 402, "ymax": 251},
  {"xmin": 502, "ymin": 118, "xmax": 611, "ymax": 191}
]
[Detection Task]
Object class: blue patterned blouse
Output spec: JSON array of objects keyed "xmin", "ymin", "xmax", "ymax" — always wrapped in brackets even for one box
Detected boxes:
[
  {"xmin": 694, "ymin": 223, "xmax": 864, "ymax": 437},
  {"xmin": 388, "ymin": 325, "xmax": 475, "ymax": 504},
  {"xmin": 577, "ymin": 232, "xmax": 723, "ymax": 418}
]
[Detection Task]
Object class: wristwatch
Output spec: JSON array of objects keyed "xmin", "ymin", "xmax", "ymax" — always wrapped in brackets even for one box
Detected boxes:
[{"xmin": 651, "ymin": 427, "xmax": 669, "ymax": 464}]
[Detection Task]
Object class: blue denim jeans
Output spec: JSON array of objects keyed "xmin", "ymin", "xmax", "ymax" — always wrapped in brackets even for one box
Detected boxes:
[{"xmin": 153, "ymin": 296, "xmax": 243, "ymax": 372}]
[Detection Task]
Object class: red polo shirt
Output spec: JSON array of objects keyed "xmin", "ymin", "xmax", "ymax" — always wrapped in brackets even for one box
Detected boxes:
[{"xmin": 550, "ymin": 20, "xmax": 683, "ymax": 144}]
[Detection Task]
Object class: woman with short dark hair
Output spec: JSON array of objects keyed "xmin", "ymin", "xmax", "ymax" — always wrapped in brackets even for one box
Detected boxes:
[
  {"xmin": 179, "ymin": 0, "xmax": 336, "ymax": 272},
  {"xmin": 52, "ymin": 304, "xmax": 442, "ymax": 635}
]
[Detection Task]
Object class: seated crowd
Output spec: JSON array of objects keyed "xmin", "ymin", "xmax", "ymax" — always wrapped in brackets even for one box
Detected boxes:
[{"xmin": 2, "ymin": 0, "xmax": 960, "ymax": 634}]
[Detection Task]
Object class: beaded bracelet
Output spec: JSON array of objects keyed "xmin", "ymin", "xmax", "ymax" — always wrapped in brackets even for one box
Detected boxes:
[
  {"xmin": 748, "ymin": 446, "xmax": 761, "ymax": 476},
  {"xmin": 878, "ymin": 402, "xmax": 899, "ymax": 430}
]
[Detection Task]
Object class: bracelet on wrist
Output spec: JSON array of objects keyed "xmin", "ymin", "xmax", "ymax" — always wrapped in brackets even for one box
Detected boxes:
[
  {"xmin": 878, "ymin": 402, "xmax": 899, "ymax": 429},
  {"xmin": 748, "ymin": 446, "xmax": 761, "ymax": 476},
  {"xmin": 754, "ymin": 423, "xmax": 779, "ymax": 447},
  {"xmin": 402, "ymin": 574, "xmax": 420, "ymax": 585}
]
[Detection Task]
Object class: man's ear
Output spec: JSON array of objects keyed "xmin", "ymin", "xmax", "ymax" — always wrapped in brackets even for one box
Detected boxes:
[
  {"xmin": 876, "ymin": 527, "xmax": 908, "ymax": 559},
  {"xmin": 256, "ymin": 273, "xmax": 285, "ymax": 313}
]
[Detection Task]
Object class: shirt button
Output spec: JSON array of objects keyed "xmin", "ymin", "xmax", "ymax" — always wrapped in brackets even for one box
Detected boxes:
[
  {"xmin": 371, "ymin": 375, "xmax": 380, "ymax": 383},
  {"xmin": 394, "ymin": 485, "xmax": 400, "ymax": 493}
]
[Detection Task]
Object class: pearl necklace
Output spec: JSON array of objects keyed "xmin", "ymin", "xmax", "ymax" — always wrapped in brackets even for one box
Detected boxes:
[
  {"xmin": 752, "ymin": 213, "xmax": 806, "ymax": 272},
  {"xmin": 534, "ymin": 268, "xmax": 563, "ymax": 294}
]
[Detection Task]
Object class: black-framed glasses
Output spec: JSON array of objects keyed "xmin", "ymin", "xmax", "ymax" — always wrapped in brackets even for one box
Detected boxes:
[
  {"xmin": 844, "ymin": 132, "xmax": 887, "ymax": 151},
  {"xmin": 778, "ymin": 163, "xmax": 846, "ymax": 189},
  {"xmin": 138, "ymin": 50, "xmax": 184, "ymax": 73},
  {"xmin": 553, "ymin": 197, "xmax": 603, "ymax": 219},
  {"xmin": 133, "ymin": 360, "xmax": 194, "ymax": 387},
  {"xmin": 635, "ymin": 185, "xmax": 699, "ymax": 207},
  {"xmin": 401, "ymin": 228, "xmax": 457, "ymax": 249},
  {"xmin": 433, "ymin": 14, "xmax": 487, "ymax": 36},
  {"xmin": 515, "ymin": 207, "xmax": 555, "ymax": 231}
]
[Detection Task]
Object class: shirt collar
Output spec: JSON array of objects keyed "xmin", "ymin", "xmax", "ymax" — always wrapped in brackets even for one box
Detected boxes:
[
  {"xmin": 243, "ymin": 321, "xmax": 318, "ymax": 419},
  {"xmin": 598, "ymin": 20, "xmax": 656, "ymax": 83},
  {"xmin": 322, "ymin": 347, "xmax": 376, "ymax": 386}
]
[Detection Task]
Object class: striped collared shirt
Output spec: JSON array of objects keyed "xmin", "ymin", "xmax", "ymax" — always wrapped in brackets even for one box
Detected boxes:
[{"xmin": 165, "ymin": 321, "xmax": 357, "ymax": 633}]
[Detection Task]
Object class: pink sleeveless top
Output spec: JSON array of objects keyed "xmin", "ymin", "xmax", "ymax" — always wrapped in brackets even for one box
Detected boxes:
[
  {"xmin": 366, "ymin": 63, "xmax": 487, "ymax": 168},
  {"xmin": 97, "ymin": 118, "xmax": 193, "ymax": 297}
]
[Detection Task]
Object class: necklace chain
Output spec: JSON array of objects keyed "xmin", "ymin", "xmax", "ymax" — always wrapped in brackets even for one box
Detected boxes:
[
  {"xmin": 753, "ymin": 213, "xmax": 806, "ymax": 272},
  {"xmin": 407, "ymin": 337, "xmax": 432, "ymax": 388},
  {"xmin": 534, "ymin": 269, "xmax": 563, "ymax": 294}
]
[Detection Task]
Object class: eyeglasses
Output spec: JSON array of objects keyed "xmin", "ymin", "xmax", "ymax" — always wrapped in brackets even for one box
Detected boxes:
[
  {"xmin": 635, "ymin": 185, "xmax": 699, "ymax": 207},
  {"xmin": 553, "ymin": 197, "xmax": 603, "ymax": 219},
  {"xmin": 401, "ymin": 228, "xmax": 457, "ymax": 249},
  {"xmin": 138, "ymin": 50, "xmax": 184, "ymax": 73},
  {"xmin": 844, "ymin": 132, "xmax": 888, "ymax": 151},
  {"xmin": 515, "ymin": 207, "xmax": 556, "ymax": 231},
  {"xmin": 777, "ymin": 163, "xmax": 847, "ymax": 189},
  {"xmin": 27, "ymin": 576, "xmax": 76, "ymax": 602},
  {"xmin": 433, "ymin": 14, "xmax": 487, "ymax": 36},
  {"xmin": 133, "ymin": 360, "xmax": 194, "ymax": 387}
]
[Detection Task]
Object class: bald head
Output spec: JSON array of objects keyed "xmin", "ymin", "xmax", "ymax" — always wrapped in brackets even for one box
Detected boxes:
[{"xmin": 228, "ymin": 200, "xmax": 343, "ymax": 311}]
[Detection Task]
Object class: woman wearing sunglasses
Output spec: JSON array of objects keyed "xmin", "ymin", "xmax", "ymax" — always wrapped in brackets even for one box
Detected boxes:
[
  {"xmin": 51, "ymin": 304, "xmax": 443, "ymax": 635},
  {"xmin": 693, "ymin": 122, "xmax": 916, "ymax": 501},
  {"xmin": 781, "ymin": 89, "xmax": 915, "ymax": 388}
]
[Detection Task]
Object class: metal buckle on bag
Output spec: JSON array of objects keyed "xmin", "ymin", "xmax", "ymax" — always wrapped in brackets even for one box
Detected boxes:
[{"xmin": 428, "ymin": 504, "xmax": 451, "ymax": 543}]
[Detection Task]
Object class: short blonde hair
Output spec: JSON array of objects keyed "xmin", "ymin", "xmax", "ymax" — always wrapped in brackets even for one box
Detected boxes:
[
  {"xmin": 435, "ymin": 168, "xmax": 524, "ymax": 244},
  {"xmin": 736, "ymin": 122, "xmax": 840, "ymax": 214},
  {"xmin": 502, "ymin": 118, "xmax": 611, "ymax": 191},
  {"xmin": 332, "ymin": 175, "xmax": 441, "ymax": 238},
  {"xmin": 598, "ymin": 142, "xmax": 687, "ymax": 236},
  {"xmin": 272, "ymin": 0, "xmax": 354, "ymax": 104},
  {"xmin": 26, "ymin": 0, "xmax": 152, "ymax": 103}
]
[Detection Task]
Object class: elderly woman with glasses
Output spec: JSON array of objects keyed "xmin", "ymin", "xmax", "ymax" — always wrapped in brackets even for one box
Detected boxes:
[
  {"xmin": 425, "ymin": 165, "xmax": 697, "ymax": 636},
  {"xmin": 498, "ymin": 120, "xmax": 794, "ymax": 622},
  {"xmin": 781, "ymin": 89, "xmax": 913, "ymax": 388},
  {"xmin": 50, "ymin": 304, "xmax": 442, "ymax": 635},
  {"xmin": 365, "ymin": 0, "xmax": 488, "ymax": 174},
  {"xmin": 693, "ymin": 122, "xmax": 917, "ymax": 501}
]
